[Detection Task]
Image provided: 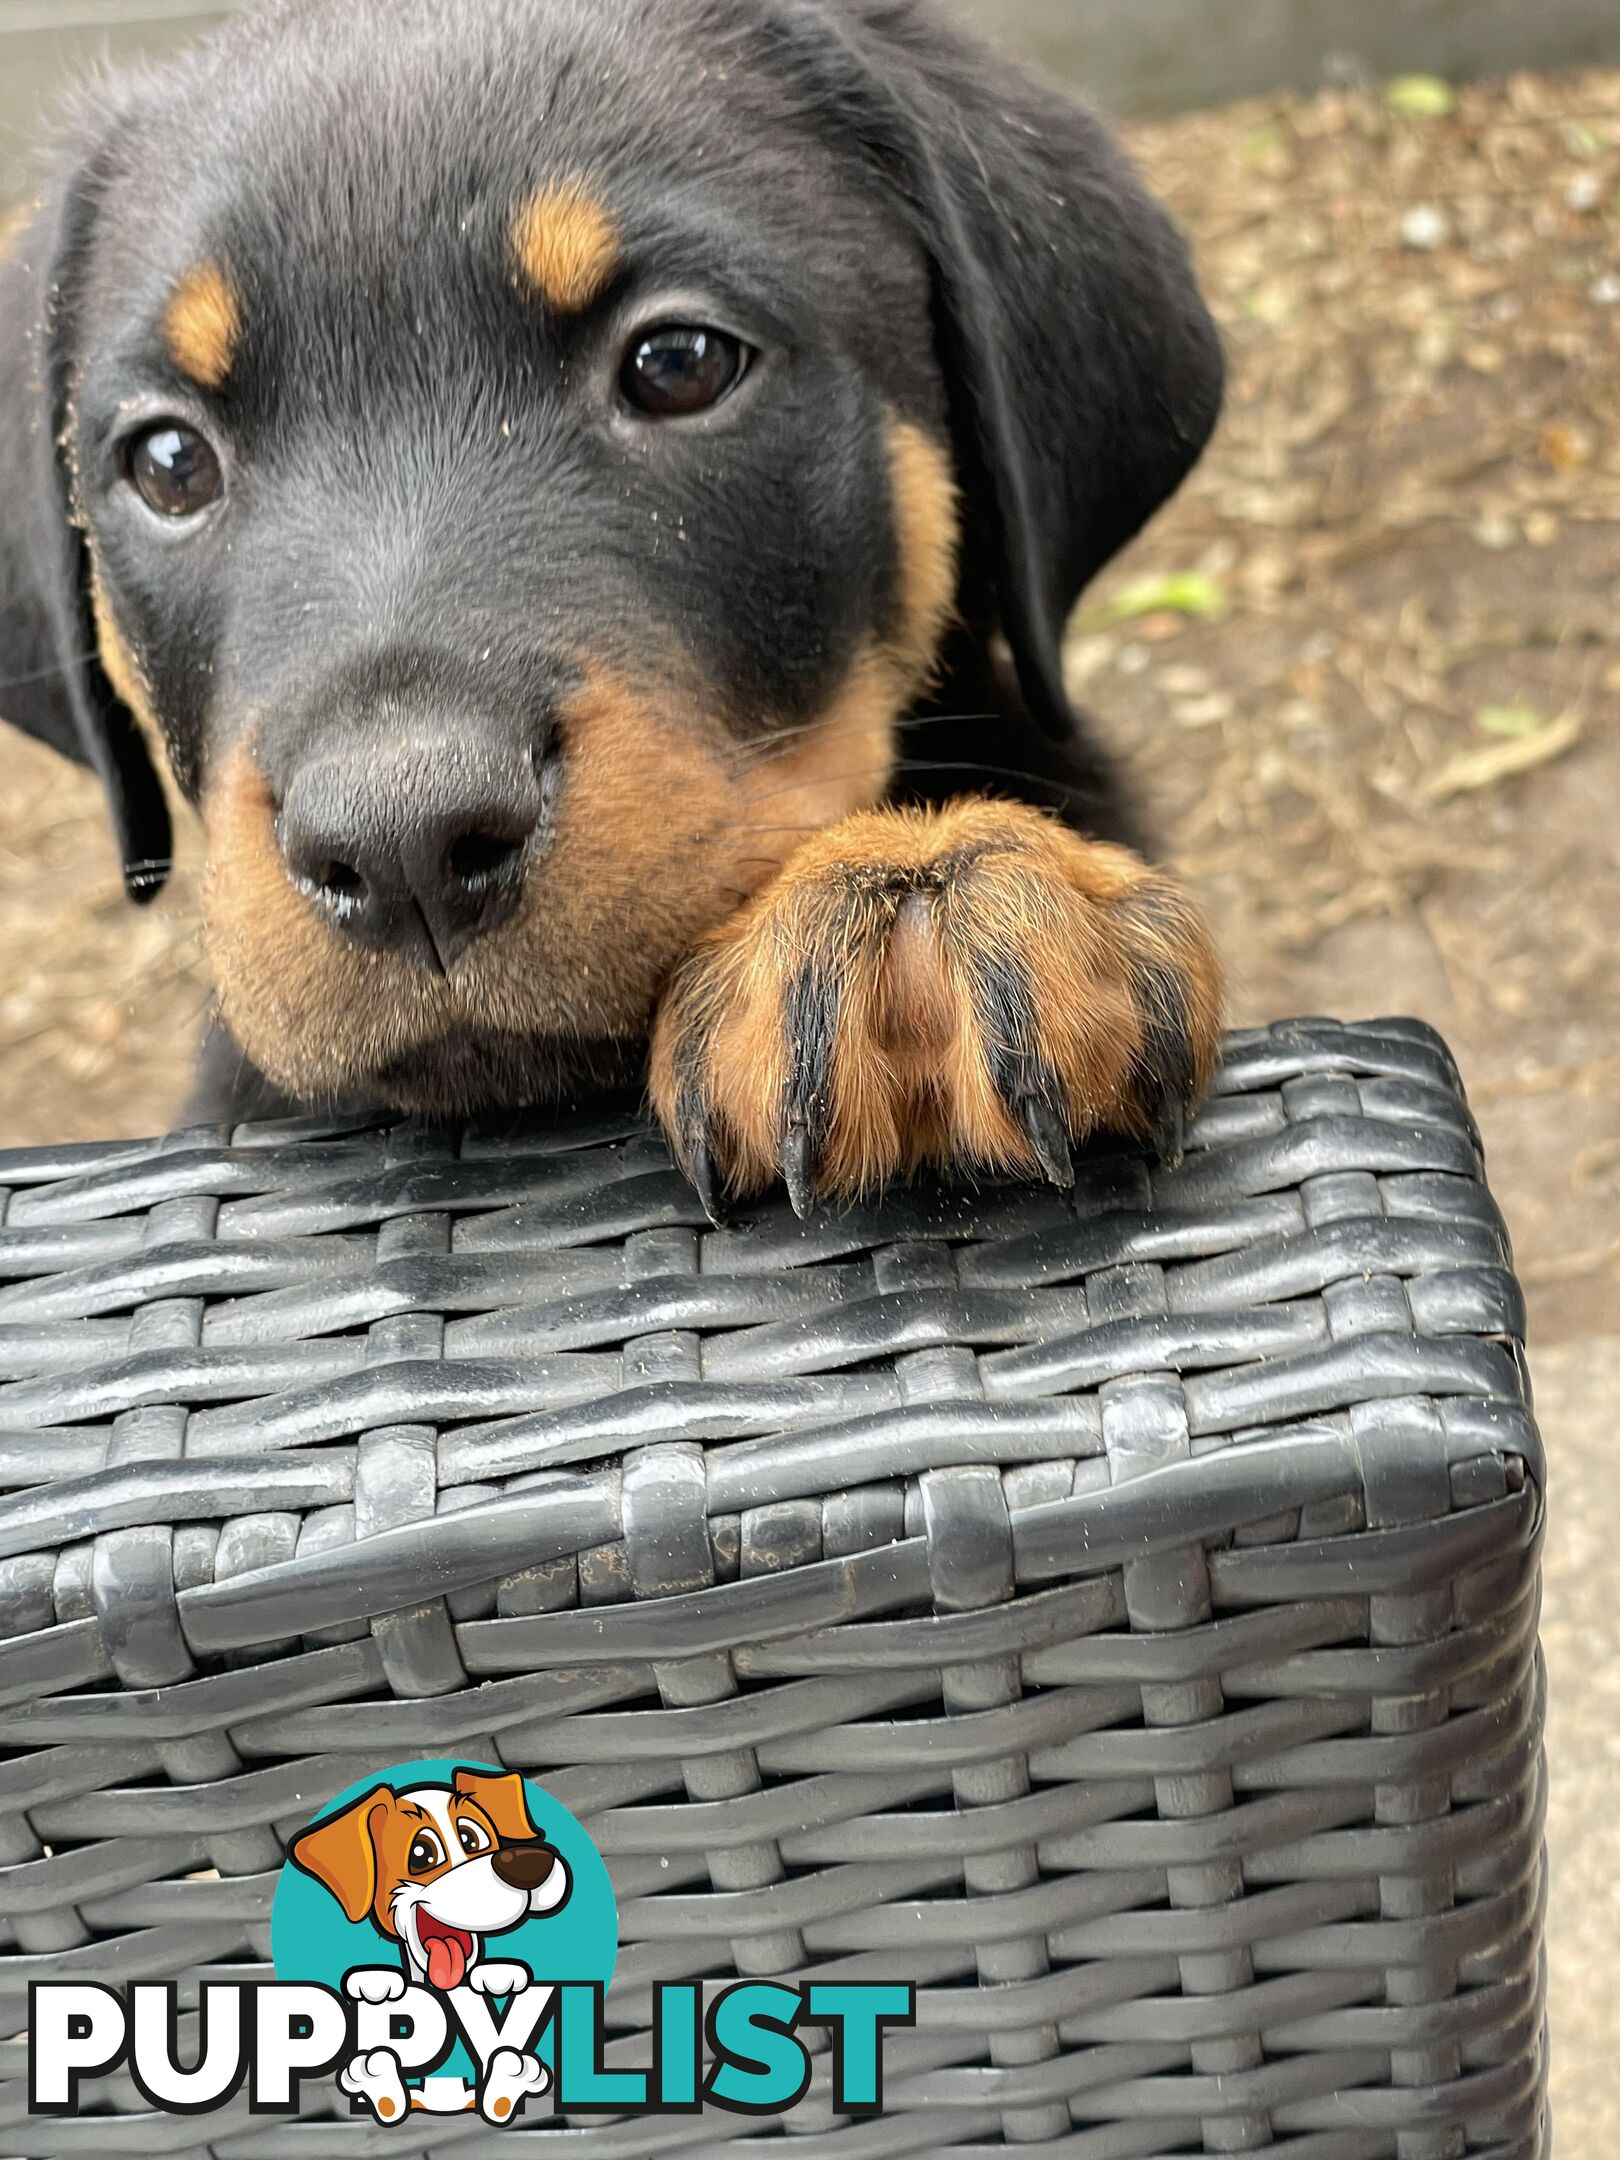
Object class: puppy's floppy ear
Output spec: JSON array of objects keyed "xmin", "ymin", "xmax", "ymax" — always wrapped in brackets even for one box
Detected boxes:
[
  {"xmin": 782, "ymin": 1, "xmax": 1224, "ymax": 741},
  {"xmin": 453, "ymin": 1767, "xmax": 540, "ymax": 1845},
  {"xmin": 289, "ymin": 1788, "xmax": 388, "ymax": 1923},
  {"xmin": 0, "ymin": 144, "xmax": 171, "ymax": 901}
]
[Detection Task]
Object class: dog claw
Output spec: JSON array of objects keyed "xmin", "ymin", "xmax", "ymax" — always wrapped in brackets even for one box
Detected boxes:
[
  {"xmin": 781, "ymin": 1121, "xmax": 818, "ymax": 1219},
  {"xmin": 1016, "ymin": 1093, "xmax": 1075, "ymax": 1189},
  {"xmin": 1152, "ymin": 1093, "xmax": 1186, "ymax": 1169},
  {"xmin": 686, "ymin": 1134, "xmax": 723, "ymax": 1224}
]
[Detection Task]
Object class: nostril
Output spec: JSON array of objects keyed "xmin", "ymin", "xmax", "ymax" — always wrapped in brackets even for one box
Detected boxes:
[
  {"xmin": 447, "ymin": 828, "xmax": 527, "ymax": 893},
  {"xmin": 310, "ymin": 858, "xmax": 367, "ymax": 910}
]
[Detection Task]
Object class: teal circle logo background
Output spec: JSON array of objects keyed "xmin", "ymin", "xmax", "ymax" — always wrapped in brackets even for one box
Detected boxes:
[{"xmin": 271, "ymin": 1759, "xmax": 618, "ymax": 1999}]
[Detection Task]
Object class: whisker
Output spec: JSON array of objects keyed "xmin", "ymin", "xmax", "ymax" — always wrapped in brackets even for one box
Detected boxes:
[
  {"xmin": 716, "ymin": 756, "xmax": 1099, "ymax": 815},
  {"xmin": 689, "ymin": 824, "xmax": 830, "ymax": 842},
  {"xmin": 885, "ymin": 758, "xmax": 1106, "ymax": 803},
  {"xmin": 0, "ymin": 648, "xmax": 101, "ymax": 692},
  {"xmin": 721, "ymin": 707, "xmax": 1005, "ymax": 779},
  {"xmin": 728, "ymin": 772, "xmax": 893, "ymax": 812}
]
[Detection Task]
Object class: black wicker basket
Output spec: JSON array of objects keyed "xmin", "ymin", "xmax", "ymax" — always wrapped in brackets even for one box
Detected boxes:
[{"xmin": 0, "ymin": 1017, "xmax": 1547, "ymax": 2157}]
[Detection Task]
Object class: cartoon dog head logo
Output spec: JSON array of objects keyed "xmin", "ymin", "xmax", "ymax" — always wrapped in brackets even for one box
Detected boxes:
[
  {"xmin": 274, "ymin": 1761, "xmax": 616, "ymax": 2126},
  {"xmin": 290, "ymin": 1768, "xmax": 572, "ymax": 1994}
]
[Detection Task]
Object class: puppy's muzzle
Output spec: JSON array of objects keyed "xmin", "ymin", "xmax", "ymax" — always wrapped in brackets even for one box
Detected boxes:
[{"xmin": 277, "ymin": 728, "xmax": 548, "ymax": 973}]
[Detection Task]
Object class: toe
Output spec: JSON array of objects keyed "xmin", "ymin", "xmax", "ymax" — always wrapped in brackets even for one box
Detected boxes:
[{"xmin": 1113, "ymin": 882, "xmax": 1223, "ymax": 1152}]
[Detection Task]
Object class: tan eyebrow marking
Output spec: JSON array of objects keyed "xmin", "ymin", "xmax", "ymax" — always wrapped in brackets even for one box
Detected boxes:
[
  {"xmin": 162, "ymin": 261, "xmax": 239, "ymax": 390},
  {"xmin": 511, "ymin": 181, "xmax": 621, "ymax": 313}
]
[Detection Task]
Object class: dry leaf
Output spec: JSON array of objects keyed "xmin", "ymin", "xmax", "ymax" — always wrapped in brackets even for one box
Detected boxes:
[{"xmin": 1424, "ymin": 710, "xmax": 1583, "ymax": 801}]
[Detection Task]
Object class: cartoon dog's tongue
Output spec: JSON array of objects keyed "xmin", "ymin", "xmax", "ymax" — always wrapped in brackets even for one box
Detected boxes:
[{"xmin": 419, "ymin": 1919, "xmax": 471, "ymax": 1991}]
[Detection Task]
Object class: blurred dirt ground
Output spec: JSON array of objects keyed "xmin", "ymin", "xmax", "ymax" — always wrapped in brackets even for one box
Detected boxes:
[
  {"xmin": 1113, "ymin": 67, "xmax": 1620, "ymax": 1355},
  {"xmin": 1, "ymin": 61, "xmax": 1616, "ymax": 2142}
]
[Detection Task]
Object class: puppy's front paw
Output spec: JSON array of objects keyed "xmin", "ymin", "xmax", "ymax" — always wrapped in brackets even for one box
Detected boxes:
[
  {"xmin": 339, "ymin": 2046, "xmax": 410, "ymax": 2123},
  {"xmin": 466, "ymin": 1960, "xmax": 529, "ymax": 1998},
  {"xmin": 345, "ymin": 1968, "xmax": 408, "ymax": 2006},
  {"xmin": 480, "ymin": 2046, "xmax": 550, "ymax": 2124},
  {"xmin": 650, "ymin": 798, "xmax": 1221, "ymax": 1212}
]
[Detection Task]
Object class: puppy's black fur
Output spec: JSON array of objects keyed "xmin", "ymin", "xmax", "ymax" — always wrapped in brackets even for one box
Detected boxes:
[{"xmin": 0, "ymin": 0, "xmax": 1222, "ymax": 1140}]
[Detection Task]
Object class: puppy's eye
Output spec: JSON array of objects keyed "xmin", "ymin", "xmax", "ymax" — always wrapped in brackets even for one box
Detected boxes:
[
  {"xmin": 123, "ymin": 422, "xmax": 224, "ymax": 518},
  {"xmin": 621, "ymin": 325, "xmax": 748, "ymax": 417},
  {"xmin": 456, "ymin": 1820, "xmax": 492, "ymax": 1857},
  {"xmin": 407, "ymin": 1831, "xmax": 444, "ymax": 1874}
]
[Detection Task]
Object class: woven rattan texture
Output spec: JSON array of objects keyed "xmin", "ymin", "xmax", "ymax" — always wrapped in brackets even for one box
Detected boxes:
[{"xmin": 0, "ymin": 1018, "xmax": 1547, "ymax": 2157}]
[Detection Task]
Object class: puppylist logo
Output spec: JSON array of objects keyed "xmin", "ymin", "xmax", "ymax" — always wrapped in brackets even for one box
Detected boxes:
[{"xmin": 29, "ymin": 1759, "xmax": 914, "ymax": 2126}]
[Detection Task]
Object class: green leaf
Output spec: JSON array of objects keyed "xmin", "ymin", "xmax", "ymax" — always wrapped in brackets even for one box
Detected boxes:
[
  {"xmin": 1475, "ymin": 704, "xmax": 1548, "ymax": 739},
  {"xmin": 1079, "ymin": 572, "xmax": 1228, "ymax": 631},
  {"xmin": 1384, "ymin": 74, "xmax": 1457, "ymax": 119},
  {"xmin": 1241, "ymin": 124, "xmax": 1286, "ymax": 163}
]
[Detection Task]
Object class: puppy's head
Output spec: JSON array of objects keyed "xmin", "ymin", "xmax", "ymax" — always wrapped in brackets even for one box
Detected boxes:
[
  {"xmin": 0, "ymin": 0, "xmax": 1220, "ymax": 1113},
  {"xmin": 290, "ymin": 1769, "xmax": 568, "ymax": 1985}
]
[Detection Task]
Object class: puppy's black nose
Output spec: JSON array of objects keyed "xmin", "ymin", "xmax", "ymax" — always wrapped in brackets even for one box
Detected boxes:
[
  {"xmin": 279, "ymin": 736, "xmax": 544, "ymax": 971},
  {"xmin": 491, "ymin": 1842, "xmax": 557, "ymax": 1893}
]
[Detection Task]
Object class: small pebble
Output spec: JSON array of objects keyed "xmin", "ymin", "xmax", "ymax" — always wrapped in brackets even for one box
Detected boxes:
[
  {"xmin": 1172, "ymin": 693, "xmax": 1234, "ymax": 729},
  {"xmin": 1472, "ymin": 514, "xmax": 1518, "ymax": 551},
  {"xmin": 1590, "ymin": 273, "xmax": 1620, "ymax": 307},
  {"xmin": 1565, "ymin": 172, "xmax": 1604, "ymax": 213},
  {"xmin": 1400, "ymin": 204, "xmax": 1451, "ymax": 250},
  {"xmin": 1115, "ymin": 642, "xmax": 1151, "ymax": 676},
  {"xmin": 1160, "ymin": 664, "xmax": 1213, "ymax": 695},
  {"xmin": 1063, "ymin": 633, "xmax": 1116, "ymax": 688}
]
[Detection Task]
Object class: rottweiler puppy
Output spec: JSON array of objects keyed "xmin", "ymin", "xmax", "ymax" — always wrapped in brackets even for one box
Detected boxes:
[{"xmin": 0, "ymin": 0, "xmax": 1224, "ymax": 1213}]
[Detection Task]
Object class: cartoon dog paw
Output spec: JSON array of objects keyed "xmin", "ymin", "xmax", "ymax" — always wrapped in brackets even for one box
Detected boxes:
[
  {"xmin": 480, "ymin": 2047, "xmax": 549, "ymax": 2125},
  {"xmin": 466, "ymin": 1960, "xmax": 530, "ymax": 1999},
  {"xmin": 339, "ymin": 2046, "xmax": 411, "ymax": 2124},
  {"xmin": 345, "ymin": 1967, "xmax": 408, "ymax": 2007}
]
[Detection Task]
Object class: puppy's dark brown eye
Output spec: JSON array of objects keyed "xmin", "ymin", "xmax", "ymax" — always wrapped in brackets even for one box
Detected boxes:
[
  {"xmin": 124, "ymin": 422, "xmax": 223, "ymax": 518},
  {"xmin": 621, "ymin": 326, "xmax": 748, "ymax": 417}
]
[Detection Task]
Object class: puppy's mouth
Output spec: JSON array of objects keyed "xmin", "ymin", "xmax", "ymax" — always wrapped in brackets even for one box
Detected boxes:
[{"xmin": 415, "ymin": 1910, "xmax": 476, "ymax": 1991}]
